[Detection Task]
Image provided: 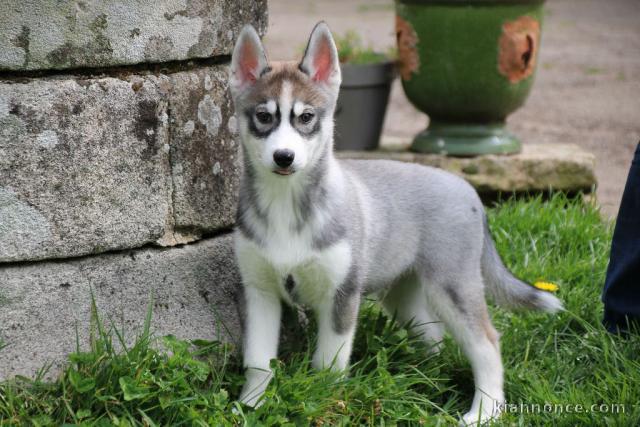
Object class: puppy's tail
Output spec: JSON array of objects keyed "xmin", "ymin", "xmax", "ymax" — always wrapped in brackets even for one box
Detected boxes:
[{"xmin": 481, "ymin": 216, "xmax": 563, "ymax": 313}]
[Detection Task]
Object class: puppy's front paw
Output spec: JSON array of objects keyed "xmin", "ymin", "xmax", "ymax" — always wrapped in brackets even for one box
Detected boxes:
[
  {"xmin": 460, "ymin": 401, "xmax": 503, "ymax": 426},
  {"xmin": 238, "ymin": 367, "xmax": 273, "ymax": 409},
  {"xmin": 238, "ymin": 388, "xmax": 265, "ymax": 409}
]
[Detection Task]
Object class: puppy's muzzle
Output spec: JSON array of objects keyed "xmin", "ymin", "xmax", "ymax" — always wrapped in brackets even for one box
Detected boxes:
[{"xmin": 273, "ymin": 149, "xmax": 295, "ymax": 175}]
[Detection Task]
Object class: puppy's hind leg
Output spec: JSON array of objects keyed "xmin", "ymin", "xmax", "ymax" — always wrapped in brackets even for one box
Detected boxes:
[
  {"xmin": 381, "ymin": 272, "xmax": 445, "ymax": 353},
  {"xmin": 420, "ymin": 269, "xmax": 504, "ymax": 425}
]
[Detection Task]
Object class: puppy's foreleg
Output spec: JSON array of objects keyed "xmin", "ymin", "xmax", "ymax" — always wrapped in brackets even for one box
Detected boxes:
[
  {"xmin": 238, "ymin": 285, "xmax": 282, "ymax": 407},
  {"xmin": 312, "ymin": 290, "xmax": 360, "ymax": 371}
]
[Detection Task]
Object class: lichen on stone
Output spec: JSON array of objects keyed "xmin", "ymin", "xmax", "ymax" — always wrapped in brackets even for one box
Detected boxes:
[{"xmin": 197, "ymin": 94, "xmax": 222, "ymax": 137}]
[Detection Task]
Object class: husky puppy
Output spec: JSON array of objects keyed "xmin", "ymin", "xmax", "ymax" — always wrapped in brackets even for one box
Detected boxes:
[{"xmin": 230, "ymin": 22, "xmax": 562, "ymax": 424}]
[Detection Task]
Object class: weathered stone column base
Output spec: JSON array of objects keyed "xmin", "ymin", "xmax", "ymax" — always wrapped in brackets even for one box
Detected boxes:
[{"xmin": 0, "ymin": 233, "xmax": 241, "ymax": 381}]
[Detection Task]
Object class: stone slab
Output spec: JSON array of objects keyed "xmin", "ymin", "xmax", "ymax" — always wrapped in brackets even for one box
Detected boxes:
[
  {"xmin": 0, "ymin": 64, "xmax": 239, "ymax": 263},
  {"xmin": 0, "ymin": 233, "xmax": 241, "ymax": 381},
  {"xmin": 338, "ymin": 143, "xmax": 597, "ymax": 194},
  {"xmin": 0, "ymin": 0, "xmax": 268, "ymax": 71}
]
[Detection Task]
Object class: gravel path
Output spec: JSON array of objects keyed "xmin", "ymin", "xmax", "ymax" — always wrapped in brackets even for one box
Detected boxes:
[{"xmin": 264, "ymin": 0, "xmax": 640, "ymax": 217}]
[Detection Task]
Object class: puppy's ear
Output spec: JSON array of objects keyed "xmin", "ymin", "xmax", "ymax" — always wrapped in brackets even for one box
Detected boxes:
[
  {"xmin": 230, "ymin": 25, "xmax": 269, "ymax": 96},
  {"xmin": 299, "ymin": 22, "xmax": 341, "ymax": 91}
]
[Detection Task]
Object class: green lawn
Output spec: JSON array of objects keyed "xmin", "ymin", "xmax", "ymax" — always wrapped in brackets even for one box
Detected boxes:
[{"xmin": 1, "ymin": 195, "xmax": 639, "ymax": 426}]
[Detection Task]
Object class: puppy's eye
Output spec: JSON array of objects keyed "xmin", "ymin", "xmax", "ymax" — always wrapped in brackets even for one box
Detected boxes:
[
  {"xmin": 256, "ymin": 111, "xmax": 273, "ymax": 124},
  {"xmin": 299, "ymin": 112, "xmax": 314, "ymax": 124}
]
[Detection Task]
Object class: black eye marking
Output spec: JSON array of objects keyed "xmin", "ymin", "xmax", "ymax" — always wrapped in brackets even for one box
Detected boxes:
[
  {"xmin": 245, "ymin": 103, "xmax": 281, "ymax": 139},
  {"xmin": 290, "ymin": 106, "xmax": 324, "ymax": 139},
  {"xmin": 256, "ymin": 111, "xmax": 273, "ymax": 124},
  {"xmin": 299, "ymin": 112, "xmax": 314, "ymax": 124}
]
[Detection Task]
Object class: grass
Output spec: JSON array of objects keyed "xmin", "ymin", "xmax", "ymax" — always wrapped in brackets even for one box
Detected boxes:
[{"xmin": 1, "ymin": 194, "xmax": 639, "ymax": 426}]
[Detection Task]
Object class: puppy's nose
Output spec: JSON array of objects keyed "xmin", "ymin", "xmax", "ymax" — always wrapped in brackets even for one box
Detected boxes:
[{"xmin": 273, "ymin": 149, "xmax": 295, "ymax": 168}]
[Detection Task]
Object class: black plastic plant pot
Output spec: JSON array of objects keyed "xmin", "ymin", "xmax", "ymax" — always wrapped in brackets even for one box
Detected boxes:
[{"xmin": 334, "ymin": 61, "xmax": 396, "ymax": 151}]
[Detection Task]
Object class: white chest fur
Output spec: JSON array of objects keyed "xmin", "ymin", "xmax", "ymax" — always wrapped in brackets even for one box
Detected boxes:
[
  {"xmin": 236, "ymin": 158, "xmax": 352, "ymax": 307},
  {"xmin": 236, "ymin": 231, "xmax": 352, "ymax": 308},
  {"xmin": 285, "ymin": 240, "xmax": 351, "ymax": 307}
]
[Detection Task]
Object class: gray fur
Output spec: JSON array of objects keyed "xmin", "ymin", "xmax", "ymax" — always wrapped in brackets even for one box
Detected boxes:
[
  {"xmin": 236, "ymin": 209, "xmax": 262, "ymax": 244},
  {"xmin": 444, "ymin": 284, "xmax": 467, "ymax": 315},
  {"xmin": 331, "ymin": 265, "xmax": 360, "ymax": 334},
  {"xmin": 236, "ymin": 155, "xmax": 268, "ymax": 245},
  {"xmin": 242, "ymin": 154, "xmax": 269, "ymax": 224},
  {"xmin": 311, "ymin": 215, "xmax": 346, "ymax": 250},
  {"xmin": 481, "ymin": 216, "xmax": 563, "ymax": 312},
  {"xmin": 343, "ymin": 160, "xmax": 478, "ymax": 292},
  {"xmin": 295, "ymin": 143, "xmax": 329, "ymax": 231},
  {"xmin": 313, "ymin": 158, "xmax": 562, "ymax": 334}
]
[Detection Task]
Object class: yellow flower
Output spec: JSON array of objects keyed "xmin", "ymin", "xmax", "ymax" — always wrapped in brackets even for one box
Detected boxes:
[{"xmin": 533, "ymin": 281, "xmax": 559, "ymax": 292}]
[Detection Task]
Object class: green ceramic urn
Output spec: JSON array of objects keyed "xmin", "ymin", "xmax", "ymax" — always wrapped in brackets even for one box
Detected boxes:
[{"xmin": 396, "ymin": 0, "xmax": 545, "ymax": 156}]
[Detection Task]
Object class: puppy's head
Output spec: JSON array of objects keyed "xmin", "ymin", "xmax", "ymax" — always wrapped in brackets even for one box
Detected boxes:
[{"xmin": 230, "ymin": 22, "xmax": 341, "ymax": 177}]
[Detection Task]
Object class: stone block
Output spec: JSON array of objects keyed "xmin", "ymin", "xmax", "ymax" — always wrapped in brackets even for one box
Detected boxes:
[
  {"xmin": 0, "ymin": 0, "xmax": 268, "ymax": 71},
  {"xmin": 338, "ymin": 143, "xmax": 597, "ymax": 194},
  {"xmin": 0, "ymin": 234, "xmax": 242, "ymax": 381},
  {"xmin": 0, "ymin": 64, "xmax": 239, "ymax": 262},
  {"xmin": 165, "ymin": 67, "xmax": 240, "ymax": 243},
  {"xmin": 0, "ymin": 75, "xmax": 173, "ymax": 262}
]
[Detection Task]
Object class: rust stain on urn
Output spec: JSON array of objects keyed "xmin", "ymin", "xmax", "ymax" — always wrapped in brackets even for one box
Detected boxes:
[
  {"xmin": 498, "ymin": 16, "xmax": 540, "ymax": 83},
  {"xmin": 396, "ymin": 15, "xmax": 420, "ymax": 81}
]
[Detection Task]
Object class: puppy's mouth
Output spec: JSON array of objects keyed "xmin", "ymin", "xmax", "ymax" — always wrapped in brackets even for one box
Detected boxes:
[{"xmin": 273, "ymin": 168, "xmax": 295, "ymax": 176}]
